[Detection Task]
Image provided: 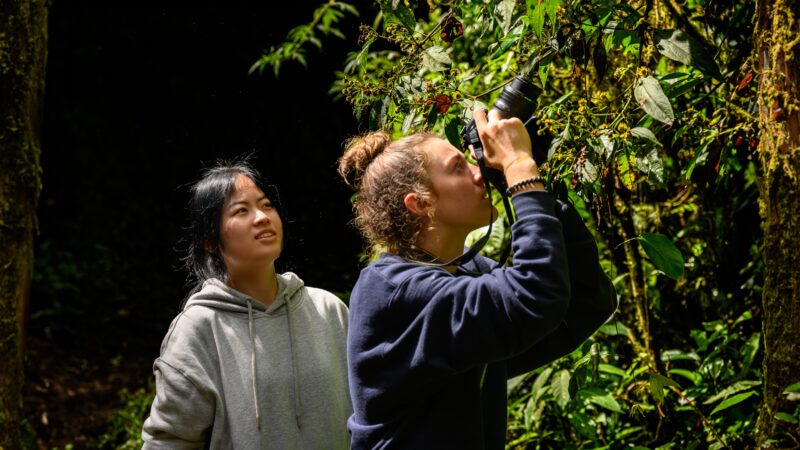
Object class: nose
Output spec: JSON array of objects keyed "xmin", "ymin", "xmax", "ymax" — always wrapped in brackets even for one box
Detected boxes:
[
  {"xmin": 254, "ymin": 209, "xmax": 271, "ymax": 225},
  {"xmin": 469, "ymin": 164, "xmax": 483, "ymax": 185}
]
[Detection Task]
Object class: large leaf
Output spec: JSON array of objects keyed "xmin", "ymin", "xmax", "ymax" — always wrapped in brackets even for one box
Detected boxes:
[
  {"xmin": 638, "ymin": 232, "xmax": 684, "ymax": 279},
  {"xmin": 634, "ymin": 76, "xmax": 675, "ymax": 124},
  {"xmin": 495, "ymin": 0, "xmax": 516, "ymax": 34},
  {"xmin": 649, "ymin": 373, "xmax": 681, "ymax": 404},
  {"xmin": 587, "ymin": 390, "xmax": 624, "ymax": 413},
  {"xmin": 704, "ymin": 380, "xmax": 762, "ymax": 404},
  {"xmin": 653, "ymin": 29, "xmax": 722, "ymax": 80},
  {"xmin": 630, "ymin": 127, "xmax": 662, "ymax": 147},
  {"xmin": 421, "ymin": 45, "xmax": 451, "ymax": 72},
  {"xmin": 527, "ymin": 3, "xmax": 545, "ymax": 40},
  {"xmin": 710, "ymin": 391, "xmax": 758, "ymax": 415},
  {"xmin": 551, "ymin": 369, "xmax": 571, "ymax": 408},
  {"xmin": 382, "ymin": 1, "xmax": 416, "ymax": 32}
]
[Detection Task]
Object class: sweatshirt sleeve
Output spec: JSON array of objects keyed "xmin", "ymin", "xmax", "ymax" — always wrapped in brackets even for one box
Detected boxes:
[
  {"xmin": 370, "ymin": 191, "xmax": 571, "ymax": 381},
  {"xmin": 506, "ymin": 198, "xmax": 618, "ymax": 377},
  {"xmin": 141, "ymin": 358, "xmax": 214, "ymax": 449}
]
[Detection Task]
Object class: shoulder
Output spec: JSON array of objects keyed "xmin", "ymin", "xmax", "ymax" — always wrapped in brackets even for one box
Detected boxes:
[
  {"xmin": 296, "ymin": 285, "xmax": 349, "ymax": 324},
  {"xmin": 159, "ymin": 306, "xmax": 221, "ymax": 355},
  {"xmin": 155, "ymin": 307, "xmax": 224, "ymax": 375},
  {"xmin": 357, "ymin": 253, "xmax": 436, "ymax": 290},
  {"xmin": 304, "ymin": 285, "xmax": 347, "ymax": 309},
  {"xmin": 353, "ymin": 254, "xmax": 456, "ymax": 311}
]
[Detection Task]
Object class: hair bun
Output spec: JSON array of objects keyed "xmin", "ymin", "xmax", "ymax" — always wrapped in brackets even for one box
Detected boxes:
[{"xmin": 338, "ymin": 131, "xmax": 392, "ymax": 189}]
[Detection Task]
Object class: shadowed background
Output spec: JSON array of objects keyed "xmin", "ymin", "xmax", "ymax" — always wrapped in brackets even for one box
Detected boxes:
[{"xmin": 26, "ymin": 3, "xmax": 369, "ymax": 446}]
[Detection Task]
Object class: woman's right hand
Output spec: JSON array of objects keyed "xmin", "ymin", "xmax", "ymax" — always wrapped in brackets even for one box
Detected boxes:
[{"xmin": 472, "ymin": 108, "xmax": 541, "ymax": 184}]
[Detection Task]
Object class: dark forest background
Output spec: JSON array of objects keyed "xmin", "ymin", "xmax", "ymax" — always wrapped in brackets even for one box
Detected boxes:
[{"xmin": 25, "ymin": 3, "xmax": 370, "ymax": 446}]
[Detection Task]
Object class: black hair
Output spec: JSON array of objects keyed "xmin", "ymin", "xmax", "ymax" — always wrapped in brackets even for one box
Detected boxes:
[{"xmin": 182, "ymin": 157, "xmax": 287, "ymax": 292}]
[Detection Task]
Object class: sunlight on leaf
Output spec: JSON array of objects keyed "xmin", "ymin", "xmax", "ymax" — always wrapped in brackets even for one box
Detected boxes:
[{"xmin": 638, "ymin": 232, "xmax": 684, "ymax": 279}]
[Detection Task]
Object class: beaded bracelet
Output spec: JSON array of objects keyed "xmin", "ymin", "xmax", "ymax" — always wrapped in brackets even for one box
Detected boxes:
[{"xmin": 505, "ymin": 176, "xmax": 546, "ymax": 196}]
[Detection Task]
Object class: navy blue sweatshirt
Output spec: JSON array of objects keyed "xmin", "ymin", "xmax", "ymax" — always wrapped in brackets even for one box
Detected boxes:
[{"xmin": 347, "ymin": 191, "xmax": 617, "ymax": 449}]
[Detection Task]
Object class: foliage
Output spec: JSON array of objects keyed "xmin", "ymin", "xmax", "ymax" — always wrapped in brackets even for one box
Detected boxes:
[
  {"xmin": 250, "ymin": 0, "xmax": 764, "ymax": 446},
  {"xmin": 91, "ymin": 382, "xmax": 154, "ymax": 450},
  {"xmin": 249, "ymin": 1, "xmax": 359, "ymax": 76}
]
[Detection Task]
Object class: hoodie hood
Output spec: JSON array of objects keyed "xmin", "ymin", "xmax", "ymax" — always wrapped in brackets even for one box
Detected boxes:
[
  {"xmin": 184, "ymin": 272, "xmax": 306, "ymax": 314},
  {"xmin": 183, "ymin": 272, "xmax": 307, "ymax": 432}
]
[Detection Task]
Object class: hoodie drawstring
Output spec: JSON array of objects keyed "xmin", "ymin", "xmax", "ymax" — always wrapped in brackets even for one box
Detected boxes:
[
  {"xmin": 285, "ymin": 303, "xmax": 302, "ymax": 429},
  {"xmin": 247, "ymin": 300, "xmax": 262, "ymax": 430}
]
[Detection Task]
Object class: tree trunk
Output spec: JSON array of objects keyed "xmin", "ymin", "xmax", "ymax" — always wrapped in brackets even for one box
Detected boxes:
[
  {"xmin": 0, "ymin": 1, "xmax": 48, "ymax": 447},
  {"xmin": 754, "ymin": 0, "xmax": 800, "ymax": 447}
]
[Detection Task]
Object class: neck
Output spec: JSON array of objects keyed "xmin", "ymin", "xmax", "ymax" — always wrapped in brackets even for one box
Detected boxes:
[
  {"xmin": 226, "ymin": 264, "xmax": 279, "ymax": 306},
  {"xmin": 414, "ymin": 226, "xmax": 469, "ymax": 273}
]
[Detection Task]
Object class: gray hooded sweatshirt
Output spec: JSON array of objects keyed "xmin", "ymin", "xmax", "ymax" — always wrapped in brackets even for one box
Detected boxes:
[{"xmin": 142, "ymin": 273, "xmax": 351, "ymax": 449}]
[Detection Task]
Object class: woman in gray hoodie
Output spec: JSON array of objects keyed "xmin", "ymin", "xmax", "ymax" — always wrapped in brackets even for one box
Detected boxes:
[{"xmin": 142, "ymin": 160, "xmax": 352, "ymax": 449}]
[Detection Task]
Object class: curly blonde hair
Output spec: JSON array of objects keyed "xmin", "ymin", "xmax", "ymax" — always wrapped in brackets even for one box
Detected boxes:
[{"xmin": 338, "ymin": 131, "xmax": 437, "ymax": 254}]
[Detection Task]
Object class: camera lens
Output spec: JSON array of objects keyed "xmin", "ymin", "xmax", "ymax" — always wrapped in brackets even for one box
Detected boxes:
[{"xmin": 493, "ymin": 76, "xmax": 541, "ymax": 120}]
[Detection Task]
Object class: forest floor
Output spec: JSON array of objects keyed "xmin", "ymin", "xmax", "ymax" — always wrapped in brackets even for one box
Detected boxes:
[{"xmin": 23, "ymin": 330, "xmax": 154, "ymax": 449}]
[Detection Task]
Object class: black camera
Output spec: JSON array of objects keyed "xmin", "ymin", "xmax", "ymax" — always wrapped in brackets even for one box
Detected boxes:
[{"xmin": 460, "ymin": 76, "xmax": 552, "ymax": 192}]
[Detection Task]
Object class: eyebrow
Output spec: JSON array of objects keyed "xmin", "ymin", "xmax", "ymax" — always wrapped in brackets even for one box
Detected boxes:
[
  {"xmin": 226, "ymin": 195, "xmax": 269, "ymax": 209},
  {"xmin": 444, "ymin": 153, "xmax": 462, "ymax": 171}
]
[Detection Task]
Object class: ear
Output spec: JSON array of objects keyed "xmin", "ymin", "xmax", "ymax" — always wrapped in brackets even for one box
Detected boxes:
[
  {"xmin": 203, "ymin": 239, "xmax": 215, "ymax": 253},
  {"xmin": 403, "ymin": 192, "xmax": 432, "ymax": 217}
]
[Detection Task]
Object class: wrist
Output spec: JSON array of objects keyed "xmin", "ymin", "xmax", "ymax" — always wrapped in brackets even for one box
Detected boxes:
[
  {"xmin": 503, "ymin": 157, "xmax": 540, "ymax": 186},
  {"xmin": 506, "ymin": 176, "xmax": 546, "ymax": 196}
]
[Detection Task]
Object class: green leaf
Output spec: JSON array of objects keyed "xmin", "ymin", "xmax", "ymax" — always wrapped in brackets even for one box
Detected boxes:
[
  {"xmin": 653, "ymin": 29, "xmax": 722, "ymax": 80},
  {"xmin": 617, "ymin": 151, "xmax": 636, "ymax": 190},
  {"xmin": 598, "ymin": 321, "xmax": 630, "ymax": 336},
  {"xmin": 704, "ymin": 380, "xmax": 762, "ymax": 404},
  {"xmin": 421, "ymin": 45, "xmax": 451, "ymax": 72},
  {"xmin": 785, "ymin": 381, "xmax": 800, "ymax": 393},
  {"xmin": 401, "ymin": 109, "xmax": 420, "ymax": 135},
  {"xmin": 710, "ymin": 391, "xmax": 757, "ymax": 415},
  {"xmin": 538, "ymin": 64, "xmax": 549, "ymax": 86},
  {"xmin": 775, "ymin": 412, "xmax": 798, "ymax": 424},
  {"xmin": 489, "ymin": 33, "xmax": 520, "ymax": 60},
  {"xmin": 495, "ymin": 0, "xmax": 516, "ymax": 34},
  {"xmin": 528, "ymin": 3, "xmax": 545, "ymax": 39},
  {"xmin": 649, "ymin": 373, "xmax": 681, "ymax": 404},
  {"xmin": 528, "ymin": 367, "xmax": 553, "ymax": 407},
  {"xmin": 506, "ymin": 373, "xmax": 527, "ymax": 396},
  {"xmin": 634, "ymin": 76, "xmax": 675, "ymax": 124},
  {"xmin": 635, "ymin": 147, "xmax": 665, "ymax": 185},
  {"xmin": 577, "ymin": 158, "xmax": 598, "ymax": 184},
  {"xmin": 551, "ymin": 369, "xmax": 571, "ymax": 408},
  {"xmin": 547, "ymin": 123, "xmax": 571, "ymax": 159},
  {"xmin": 445, "ymin": 116, "xmax": 461, "ymax": 148},
  {"xmin": 630, "ymin": 127, "xmax": 662, "ymax": 147},
  {"xmin": 357, "ymin": 38, "xmax": 374, "ymax": 75},
  {"xmin": 638, "ymin": 233, "xmax": 684, "ymax": 279},
  {"xmin": 668, "ymin": 368, "xmax": 702, "ymax": 386},
  {"xmin": 660, "ymin": 349, "xmax": 700, "ymax": 362},
  {"xmin": 588, "ymin": 390, "xmax": 624, "ymax": 413},
  {"xmin": 599, "ymin": 363, "xmax": 627, "ymax": 377},
  {"xmin": 382, "ymin": 1, "xmax": 416, "ymax": 32}
]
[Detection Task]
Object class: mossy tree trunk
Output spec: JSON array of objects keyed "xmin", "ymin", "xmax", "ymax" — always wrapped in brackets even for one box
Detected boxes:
[
  {"xmin": 0, "ymin": 1, "xmax": 47, "ymax": 447},
  {"xmin": 754, "ymin": 0, "xmax": 800, "ymax": 446}
]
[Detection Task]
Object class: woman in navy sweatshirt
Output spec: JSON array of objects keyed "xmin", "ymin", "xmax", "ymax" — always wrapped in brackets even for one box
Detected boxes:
[{"xmin": 338, "ymin": 108, "xmax": 617, "ymax": 449}]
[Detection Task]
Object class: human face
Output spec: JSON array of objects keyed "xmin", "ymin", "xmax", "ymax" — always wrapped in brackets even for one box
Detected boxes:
[
  {"xmin": 423, "ymin": 138, "xmax": 496, "ymax": 236},
  {"xmin": 219, "ymin": 175, "xmax": 283, "ymax": 274}
]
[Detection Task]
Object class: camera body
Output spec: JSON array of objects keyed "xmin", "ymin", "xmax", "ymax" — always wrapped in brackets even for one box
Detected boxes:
[{"xmin": 461, "ymin": 76, "xmax": 552, "ymax": 192}]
